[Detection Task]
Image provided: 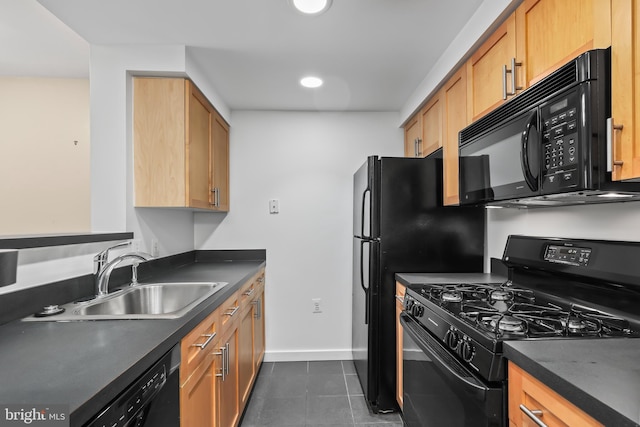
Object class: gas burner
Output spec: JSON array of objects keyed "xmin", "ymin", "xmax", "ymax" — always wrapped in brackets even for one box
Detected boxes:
[
  {"xmin": 441, "ymin": 291, "xmax": 463, "ymax": 303},
  {"xmin": 491, "ymin": 315, "xmax": 526, "ymax": 333},
  {"xmin": 490, "ymin": 290, "xmax": 512, "ymax": 302},
  {"xmin": 565, "ymin": 317, "xmax": 589, "ymax": 333}
]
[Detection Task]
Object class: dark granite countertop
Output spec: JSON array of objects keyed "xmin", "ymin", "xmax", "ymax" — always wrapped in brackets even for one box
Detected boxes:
[
  {"xmin": 0, "ymin": 256, "xmax": 265, "ymax": 426},
  {"xmin": 505, "ymin": 339, "xmax": 640, "ymax": 427}
]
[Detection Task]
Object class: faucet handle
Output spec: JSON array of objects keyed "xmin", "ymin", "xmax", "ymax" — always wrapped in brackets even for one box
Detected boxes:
[{"xmin": 93, "ymin": 241, "xmax": 132, "ymax": 274}]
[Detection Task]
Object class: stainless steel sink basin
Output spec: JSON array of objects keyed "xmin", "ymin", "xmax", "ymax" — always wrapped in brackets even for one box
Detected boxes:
[{"xmin": 23, "ymin": 282, "xmax": 228, "ymax": 321}]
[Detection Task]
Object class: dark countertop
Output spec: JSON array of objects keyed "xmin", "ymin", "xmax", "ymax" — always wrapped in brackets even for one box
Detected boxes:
[
  {"xmin": 395, "ymin": 272, "xmax": 507, "ymax": 287},
  {"xmin": 0, "ymin": 258, "xmax": 265, "ymax": 426},
  {"xmin": 505, "ymin": 338, "xmax": 640, "ymax": 427}
]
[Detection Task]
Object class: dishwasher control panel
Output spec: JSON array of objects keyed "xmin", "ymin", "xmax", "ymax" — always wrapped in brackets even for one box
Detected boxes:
[{"xmin": 86, "ymin": 350, "xmax": 170, "ymax": 427}]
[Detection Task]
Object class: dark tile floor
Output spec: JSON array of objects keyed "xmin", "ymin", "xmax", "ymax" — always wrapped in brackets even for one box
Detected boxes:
[{"xmin": 239, "ymin": 360, "xmax": 404, "ymax": 427}]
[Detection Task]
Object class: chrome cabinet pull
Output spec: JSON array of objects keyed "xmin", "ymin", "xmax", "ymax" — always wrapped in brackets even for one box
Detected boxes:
[
  {"xmin": 225, "ymin": 342, "xmax": 230, "ymax": 376},
  {"xmin": 243, "ymin": 288, "xmax": 255, "ymax": 297},
  {"xmin": 224, "ymin": 305, "xmax": 240, "ymax": 317},
  {"xmin": 502, "ymin": 64, "xmax": 508, "ymax": 100},
  {"xmin": 214, "ymin": 346, "xmax": 226, "ymax": 381},
  {"xmin": 252, "ymin": 298, "xmax": 261, "ymax": 319},
  {"xmin": 192, "ymin": 332, "xmax": 217, "ymax": 350},
  {"xmin": 519, "ymin": 404, "xmax": 548, "ymax": 427},
  {"xmin": 510, "ymin": 57, "xmax": 523, "ymax": 95},
  {"xmin": 395, "ymin": 295, "xmax": 404, "ymax": 303},
  {"xmin": 416, "ymin": 138, "xmax": 422, "ymax": 157},
  {"xmin": 607, "ymin": 117, "xmax": 625, "ymax": 172},
  {"xmin": 503, "ymin": 58, "xmax": 522, "ymax": 99}
]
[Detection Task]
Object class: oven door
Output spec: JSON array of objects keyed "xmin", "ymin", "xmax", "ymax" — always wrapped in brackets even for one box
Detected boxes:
[
  {"xmin": 459, "ymin": 108, "xmax": 541, "ymax": 205},
  {"xmin": 400, "ymin": 314, "xmax": 504, "ymax": 427}
]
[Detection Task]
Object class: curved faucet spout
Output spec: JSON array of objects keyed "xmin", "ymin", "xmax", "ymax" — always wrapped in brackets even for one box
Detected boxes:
[{"xmin": 96, "ymin": 252, "xmax": 153, "ymax": 297}]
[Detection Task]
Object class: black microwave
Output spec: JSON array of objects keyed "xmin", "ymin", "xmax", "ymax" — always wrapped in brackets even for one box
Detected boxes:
[{"xmin": 458, "ymin": 48, "xmax": 640, "ymax": 207}]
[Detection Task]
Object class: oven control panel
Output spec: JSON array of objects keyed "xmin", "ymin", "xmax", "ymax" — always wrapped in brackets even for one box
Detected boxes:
[{"xmin": 544, "ymin": 244, "xmax": 592, "ymax": 267}]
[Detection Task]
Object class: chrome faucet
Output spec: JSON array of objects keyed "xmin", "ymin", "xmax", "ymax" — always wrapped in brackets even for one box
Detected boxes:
[
  {"xmin": 93, "ymin": 241, "xmax": 131, "ymax": 276},
  {"xmin": 96, "ymin": 252, "xmax": 153, "ymax": 297}
]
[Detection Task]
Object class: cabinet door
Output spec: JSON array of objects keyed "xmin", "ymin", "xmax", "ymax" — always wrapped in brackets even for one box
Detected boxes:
[
  {"xmin": 133, "ymin": 77, "xmax": 186, "ymax": 207},
  {"xmin": 181, "ymin": 353, "xmax": 215, "ymax": 427},
  {"xmin": 253, "ymin": 288, "xmax": 265, "ymax": 372},
  {"xmin": 395, "ymin": 282, "xmax": 406, "ymax": 409},
  {"xmin": 515, "ymin": 0, "xmax": 610, "ymax": 88},
  {"xmin": 238, "ymin": 302, "xmax": 255, "ymax": 409},
  {"xmin": 508, "ymin": 362, "xmax": 603, "ymax": 427},
  {"xmin": 611, "ymin": 0, "xmax": 640, "ymax": 181},
  {"xmin": 404, "ymin": 114, "xmax": 421, "ymax": 157},
  {"xmin": 186, "ymin": 80, "xmax": 214, "ymax": 209},
  {"xmin": 218, "ymin": 327, "xmax": 239, "ymax": 427},
  {"xmin": 420, "ymin": 94, "xmax": 443, "ymax": 157},
  {"xmin": 443, "ymin": 67, "xmax": 469, "ymax": 206},
  {"xmin": 211, "ymin": 111, "xmax": 230, "ymax": 211},
  {"xmin": 466, "ymin": 14, "xmax": 517, "ymax": 121}
]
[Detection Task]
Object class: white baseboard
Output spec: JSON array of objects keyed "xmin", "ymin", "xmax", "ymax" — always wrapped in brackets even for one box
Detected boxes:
[{"xmin": 264, "ymin": 349, "xmax": 353, "ymax": 362}]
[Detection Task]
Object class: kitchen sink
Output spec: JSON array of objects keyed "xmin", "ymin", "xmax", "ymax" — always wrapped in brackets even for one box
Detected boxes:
[{"xmin": 23, "ymin": 282, "xmax": 228, "ymax": 321}]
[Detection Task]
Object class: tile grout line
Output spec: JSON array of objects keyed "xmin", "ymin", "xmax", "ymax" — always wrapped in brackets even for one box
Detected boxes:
[{"xmin": 342, "ymin": 360, "xmax": 357, "ymax": 426}]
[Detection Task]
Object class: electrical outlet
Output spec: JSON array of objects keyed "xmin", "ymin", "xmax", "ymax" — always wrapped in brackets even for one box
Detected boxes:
[
  {"xmin": 151, "ymin": 239, "xmax": 159, "ymax": 257},
  {"xmin": 131, "ymin": 239, "xmax": 142, "ymax": 252},
  {"xmin": 269, "ymin": 199, "xmax": 279, "ymax": 214},
  {"xmin": 312, "ymin": 298, "xmax": 322, "ymax": 314}
]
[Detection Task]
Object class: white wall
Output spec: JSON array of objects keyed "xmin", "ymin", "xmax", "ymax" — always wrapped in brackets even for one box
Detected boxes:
[
  {"xmin": 0, "ymin": 77, "xmax": 90, "ymax": 235},
  {"xmin": 194, "ymin": 111, "xmax": 403, "ymax": 361},
  {"xmin": 487, "ymin": 202, "xmax": 640, "ymax": 260}
]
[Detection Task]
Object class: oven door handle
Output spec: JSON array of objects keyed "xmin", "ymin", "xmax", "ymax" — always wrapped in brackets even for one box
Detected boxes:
[
  {"xmin": 400, "ymin": 314, "xmax": 490, "ymax": 398},
  {"xmin": 521, "ymin": 109, "xmax": 539, "ymax": 191}
]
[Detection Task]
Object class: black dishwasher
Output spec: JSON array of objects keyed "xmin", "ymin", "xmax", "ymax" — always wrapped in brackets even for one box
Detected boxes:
[{"xmin": 85, "ymin": 344, "xmax": 180, "ymax": 427}]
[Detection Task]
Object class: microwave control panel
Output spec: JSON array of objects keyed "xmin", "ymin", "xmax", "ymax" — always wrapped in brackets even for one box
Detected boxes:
[{"xmin": 541, "ymin": 91, "xmax": 579, "ymax": 191}]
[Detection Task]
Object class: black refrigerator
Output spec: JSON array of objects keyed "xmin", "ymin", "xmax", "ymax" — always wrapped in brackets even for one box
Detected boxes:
[{"xmin": 352, "ymin": 155, "xmax": 485, "ymax": 413}]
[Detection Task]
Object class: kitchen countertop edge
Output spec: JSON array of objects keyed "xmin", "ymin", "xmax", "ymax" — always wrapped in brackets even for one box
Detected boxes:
[{"xmin": 504, "ymin": 340, "xmax": 640, "ymax": 427}]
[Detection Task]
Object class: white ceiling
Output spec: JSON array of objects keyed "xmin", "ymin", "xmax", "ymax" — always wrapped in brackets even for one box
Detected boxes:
[{"xmin": 5, "ymin": 0, "xmax": 487, "ymax": 111}]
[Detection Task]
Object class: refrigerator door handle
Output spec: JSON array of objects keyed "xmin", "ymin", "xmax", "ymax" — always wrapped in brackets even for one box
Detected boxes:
[
  {"xmin": 360, "ymin": 239, "xmax": 370, "ymax": 325},
  {"xmin": 361, "ymin": 188, "xmax": 371, "ymax": 239}
]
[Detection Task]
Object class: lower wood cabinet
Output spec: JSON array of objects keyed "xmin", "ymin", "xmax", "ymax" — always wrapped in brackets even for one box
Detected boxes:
[
  {"xmin": 395, "ymin": 282, "xmax": 406, "ymax": 409},
  {"xmin": 508, "ymin": 362, "xmax": 603, "ymax": 427},
  {"xmin": 180, "ymin": 267, "xmax": 266, "ymax": 427}
]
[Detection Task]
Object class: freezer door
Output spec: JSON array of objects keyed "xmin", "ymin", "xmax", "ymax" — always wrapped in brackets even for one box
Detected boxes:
[
  {"xmin": 352, "ymin": 236, "xmax": 380, "ymax": 405},
  {"xmin": 353, "ymin": 157, "xmax": 379, "ymax": 239}
]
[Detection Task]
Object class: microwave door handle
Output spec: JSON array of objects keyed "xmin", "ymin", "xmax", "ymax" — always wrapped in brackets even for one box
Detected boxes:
[{"xmin": 521, "ymin": 110, "xmax": 539, "ymax": 191}]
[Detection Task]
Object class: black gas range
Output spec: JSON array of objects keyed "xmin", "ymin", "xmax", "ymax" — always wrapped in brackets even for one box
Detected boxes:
[{"xmin": 400, "ymin": 235, "xmax": 640, "ymax": 427}]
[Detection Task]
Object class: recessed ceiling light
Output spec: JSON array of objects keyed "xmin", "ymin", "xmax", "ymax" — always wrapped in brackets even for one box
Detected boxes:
[
  {"xmin": 300, "ymin": 76, "xmax": 323, "ymax": 88},
  {"xmin": 290, "ymin": 0, "xmax": 332, "ymax": 15}
]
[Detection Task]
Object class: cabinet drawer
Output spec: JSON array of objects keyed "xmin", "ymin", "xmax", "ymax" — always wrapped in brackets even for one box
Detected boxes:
[
  {"xmin": 508, "ymin": 362, "xmax": 602, "ymax": 427},
  {"xmin": 219, "ymin": 290, "xmax": 241, "ymax": 329},
  {"xmin": 181, "ymin": 308, "xmax": 219, "ymax": 385},
  {"xmin": 239, "ymin": 269, "xmax": 265, "ymax": 307}
]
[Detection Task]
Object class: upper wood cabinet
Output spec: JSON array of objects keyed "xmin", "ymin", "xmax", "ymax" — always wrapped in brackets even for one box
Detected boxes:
[
  {"xmin": 133, "ymin": 77, "xmax": 230, "ymax": 211},
  {"xmin": 515, "ymin": 0, "xmax": 611, "ymax": 87},
  {"xmin": 611, "ymin": 0, "xmax": 640, "ymax": 181},
  {"xmin": 403, "ymin": 95, "xmax": 443, "ymax": 158},
  {"xmin": 466, "ymin": 14, "xmax": 517, "ymax": 121},
  {"xmin": 404, "ymin": 114, "xmax": 422, "ymax": 157},
  {"xmin": 508, "ymin": 362, "xmax": 603, "ymax": 427},
  {"xmin": 466, "ymin": 0, "xmax": 610, "ymax": 122},
  {"xmin": 443, "ymin": 66, "xmax": 469, "ymax": 206}
]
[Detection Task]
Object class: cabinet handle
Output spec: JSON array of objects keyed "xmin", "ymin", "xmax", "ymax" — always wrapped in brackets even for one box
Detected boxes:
[
  {"xmin": 214, "ymin": 346, "xmax": 226, "ymax": 381},
  {"xmin": 225, "ymin": 342, "xmax": 230, "ymax": 376},
  {"xmin": 252, "ymin": 298, "xmax": 261, "ymax": 319},
  {"xmin": 224, "ymin": 305, "xmax": 240, "ymax": 317},
  {"xmin": 509, "ymin": 58, "xmax": 522, "ymax": 95},
  {"xmin": 243, "ymin": 288, "xmax": 255, "ymax": 297},
  {"xmin": 395, "ymin": 295, "xmax": 404, "ymax": 303},
  {"xmin": 607, "ymin": 117, "xmax": 625, "ymax": 172},
  {"xmin": 191, "ymin": 332, "xmax": 217, "ymax": 350},
  {"xmin": 502, "ymin": 64, "xmax": 508, "ymax": 100},
  {"xmin": 258, "ymin": 277, "xmax": 264, "ymax": 284},
  {"xmin": 416, "ymin": 138, "xmax": 422, "ymax": 157},
  {"xmin": 216, "ymin": 187, "xmax": 220, "ymax": 207},
  {"xmin": 519, "ymin": 404, "xmax": 548, "ymax": 427}
]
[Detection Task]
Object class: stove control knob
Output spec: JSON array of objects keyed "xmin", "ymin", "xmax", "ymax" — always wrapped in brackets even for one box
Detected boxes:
[
  {"xmin": 445, "ymin": 329, "xmax": 459, "ymax": 350},
  {"xmin": 404, "ymin": 297, "xmax": 414, "ymax": 311},
  {"xmin": 460, "ymin": 340, "xmax": 475, "ymax": 362},
  {"xmin": 412, "ymin": 303, "xmax": 424, "ymax": 318}
]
